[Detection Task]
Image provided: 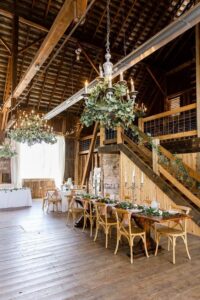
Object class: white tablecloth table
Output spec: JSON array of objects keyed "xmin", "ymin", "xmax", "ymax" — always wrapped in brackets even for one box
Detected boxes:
[
  {"xmin": 0, "ymin": 188, "xmax": 32, "ymax": 209},
  {"xmin": 60, "ymin": 190, "xmax": 72, "ymax": 212}
]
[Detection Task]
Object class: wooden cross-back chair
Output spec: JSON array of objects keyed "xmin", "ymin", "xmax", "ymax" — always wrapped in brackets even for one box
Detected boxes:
[
  {"xmin": 42, "ymin": 189, "xmax": 61, "ymax": 212},
  {"xmin": 94, "ymin": 202, "xmax": 117, "ymax": 248},
  {"xmin": 155, "ymin": 204, "xmax": 191, "ymax": 264},
  {"xmin": 82, "ymin": 198, "xmax": 96, "ymax": 237},
  {"xmin": 66, "ymin": 193, "xmax": 84, "ymax": 227},
  {"xmin": 113, "ymin": 208, "xmax": 149, "ymax": 264}
]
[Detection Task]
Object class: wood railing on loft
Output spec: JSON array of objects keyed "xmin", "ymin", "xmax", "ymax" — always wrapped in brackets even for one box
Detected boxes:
[
  {"xmin": 79, "ymin": 133, "xmax": 100, "ymax": 154},
  {"xmin": 139, "ymin": 103, "xmax": 197, "ymax": 140}
]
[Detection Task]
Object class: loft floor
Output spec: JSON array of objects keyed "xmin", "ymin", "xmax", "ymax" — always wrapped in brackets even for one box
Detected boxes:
[{"xmin": 0, "ymin": 200, "xmax": 199, "ymax": 300}]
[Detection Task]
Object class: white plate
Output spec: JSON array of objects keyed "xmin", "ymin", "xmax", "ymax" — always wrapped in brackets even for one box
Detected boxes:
[
  {"xmin": 167, "ymin": 210, "xmax": 179, "ymax": 215},
  {"xmin": 129, "ymin": 208, "xmax": 143, "ymax": 213}
]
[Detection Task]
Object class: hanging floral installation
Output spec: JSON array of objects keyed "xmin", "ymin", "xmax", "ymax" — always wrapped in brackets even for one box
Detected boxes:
[
  {"xmin": 8, "ymin": 111, "xmax": 57, "ymax": 146},
  {"xmin": 81, "ymin": 79, "xmax": 146, "ymax": 129}
]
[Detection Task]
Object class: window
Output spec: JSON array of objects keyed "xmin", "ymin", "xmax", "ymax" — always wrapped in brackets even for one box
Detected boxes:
[{"xmin": 18, "ymin": 136, "xmax": 65, "ymax": 187}]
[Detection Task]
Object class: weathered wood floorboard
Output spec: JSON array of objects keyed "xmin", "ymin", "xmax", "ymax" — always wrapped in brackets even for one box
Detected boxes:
[{"xmin": 0, "ymin": 200, "xmax": 199, "ymax": 300}]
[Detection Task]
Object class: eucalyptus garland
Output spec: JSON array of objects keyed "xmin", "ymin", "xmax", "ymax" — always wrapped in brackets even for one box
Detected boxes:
[
  {"xmin": 9, "ymin": 113, "xmax": 57, "ymax": 146},
  {"xmin": 81, "ymin": 80, "xmax": 144, "ymax": 129},
  {"xmin": 0, "ymin": 143, "xmax": 17, "ymax": 158}
]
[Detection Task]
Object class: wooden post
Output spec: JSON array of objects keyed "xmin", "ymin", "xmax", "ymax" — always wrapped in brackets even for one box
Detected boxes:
[
  {"xmin": 81, "ymin": 122, "xmax": 99, "ymax": 187},
  {"xmin": 74, "ymin": 122, "xmax": 83, "ymax": 186},
  {"xmin": 196, "ymin": 23, "xmax": 200, "ymax": 172},
  {"xmin": 74, "ymin": 139, "xmax": 80, "ymax": 185},
  {"xmin": 117, "ymin": 126, "xmax": 123, "ymax": 144},
  {"xmin": 100, "ymin": 126, "xmax": 105, "ymax": 146},
  {"xmin": 152, "ymin": 138, "xmax": 160, "ymax": 175},
  {"xmin": 138, "ymin": 118, "xmax": 144, "ymax": 132}
]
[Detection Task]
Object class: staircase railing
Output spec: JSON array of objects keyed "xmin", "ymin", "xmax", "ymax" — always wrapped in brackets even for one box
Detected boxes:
[{"xmin": 121, "ymin": 125, "xmax": 200, "ymax": 208}]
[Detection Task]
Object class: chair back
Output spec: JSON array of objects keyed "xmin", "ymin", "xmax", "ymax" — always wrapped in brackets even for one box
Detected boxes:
[
  {"xmin": 46, "ymin": 189, "xmax": 60, "ymax": 201},
  {"xmin": 170, "ymin": 204, "xmax": 191, "ymax": 233},
  {"xmin": 113, "ymin": 208, "xmax": 132, "ymax": 236},
  {"xmin": 94, "ymin": 202, "xmax": 110, "ymax": 224},
  {"xmin": 82, "ymin": 198, "xmax": 93, "ymax": 212}
]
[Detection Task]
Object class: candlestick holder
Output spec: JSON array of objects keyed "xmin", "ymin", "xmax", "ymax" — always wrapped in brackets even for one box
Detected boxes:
[{"xmin": 82, "ymin": 93, "xmax": 90, "ymax": 99}]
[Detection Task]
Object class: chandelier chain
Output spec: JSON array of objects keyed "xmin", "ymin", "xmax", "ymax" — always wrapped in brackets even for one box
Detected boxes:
[{"xmin": 106, "ymin": 0, "xmax": 111, "ymax": 54}]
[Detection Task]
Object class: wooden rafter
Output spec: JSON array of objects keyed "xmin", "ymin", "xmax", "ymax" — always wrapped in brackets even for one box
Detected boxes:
[
  {"xmin": 0, "ymin": 36, "xmax": 11, "ymax": 55},
  {"xmin": 3, "ymin": 57, "xmax": 12, "ymax": 103},
  {"xmin": 146, "ymin": 66, "xmax": 166, "ymax": 97},
  {"xmin": 48, "ymin": 48, "xmax": 66, "ymax": 109},
  {"xmin": 81, "ymin": 122, "xmax": 99, "ymax": 187},
  {"xmin": 44, "ymin": 0, "xmax": 51, "ymax": 19},
  {"xmin": 3, "ymin": 0, "xmax": 75, "ymax": 109},
  {"xmin": 18, "ymin": 28, "xmax": 30, "ymax": 81},
  {"xmin": 111, "ymin": 0, "xmax": 137, "ymax": 50},
  {"xmin": 26, "ymin": 79, "xmax": 34, "ymax": 107},
  {"xmin": 18, "ymin": 35, "xmax": 45, "ymax": 54},
  {"xmin": 79, "ymin": 43, "xmax": 99, "ymax": 75},
  {"xmin": 37, "ymin": 72, "xmax": 48, "ymax": 110}
]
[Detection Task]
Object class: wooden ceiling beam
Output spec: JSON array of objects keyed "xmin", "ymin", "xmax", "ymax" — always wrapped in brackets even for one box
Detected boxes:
[
  {"xmin": 79, "ymin": 43, "xmax": 99, "ymax": 75},
  {"xmin": 146, "ymin": 66, "xmax": 166, "ymax": 97},
  {"xmin": 3, "ymin": 0, "xmax": 75, "ymax": 109},
  {"xmin": 0, "ymin": 6, "xmax": 122, "ymax": 59},
  {"xmin": 44, "ymin": 2, "xmax": 200, "ymax": 120},
  {"xmin": 18, "ymin": 35, "xmax": 45, "ymax": 54},
  {"xmin": 44, "ymin": 0, "xmax": 52, "ymax": 19},
  {"xmin": 166, "ymin": 59, "xmax": 195, "ymax": 76},
  {"xmin": 0, "ymin": 36, "xmax": 11, "ymax": 55}
]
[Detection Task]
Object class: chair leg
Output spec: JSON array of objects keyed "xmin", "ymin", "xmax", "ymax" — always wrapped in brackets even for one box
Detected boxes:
[
  {"xmin": 168, "ymin": 237, "xmax": 171, "ymax": 251},
  {"xmin": 94, "ymin": 223, "xmax": 99, "ymax": 242},
  {"xmin": 109, "ymin": 227, "xmax": 112, "ymax": 238},
  {"xmin": 183, "ymin": 234, "xmax": 191, "ymax": 260},
  {"xmin": 82, "ymin": 214, "xmax": 87, "ymax": 232},
  {"xmin": 72, "ymin": 212, "xmax": 76, "ymax": 227},
  {"xmin": 90, "ymin": 218, "xmax": 93, "ymax": 237},
  {"xmin": 172, "ymin": 236, "xmax": 176, "ymax": 264},
  {"xmin": 105, "ymin": 228, "xmax": 109, "ymax": 249},
  {"xmin": 66, "ymin": 210, "xmax": 70, "ymax": 225},
  {"xmin": 155, "ymin": 233, "xmax": 160, "ymax": 256},
  {"xmin": 114, "ymin": 231, "xmax": 121, "ymax": 255},
  {"xmin": 129, "ymin": 239, "xmax": 133, "ymax": 264},
  {"xmin": 142, "ymin": 234, "xmax": 149, "ymax": 258}
]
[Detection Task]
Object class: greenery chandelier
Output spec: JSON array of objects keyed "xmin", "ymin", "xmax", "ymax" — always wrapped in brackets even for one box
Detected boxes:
[
  {"xmin": 81, "ymin": 0, "xmax": 146, "ymax": 129},
  {"xmin": 0, "ymin": 142, "xmax": 17, "ymax": 158},
  {"xmin": 9, "ymin": 110, "xmax": 57, "ymax": 146}
]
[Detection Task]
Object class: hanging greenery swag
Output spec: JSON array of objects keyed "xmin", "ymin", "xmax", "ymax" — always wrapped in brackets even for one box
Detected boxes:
[{"xmin": 0, "ymin": 143, "xmax": 17, "ymax": 158}]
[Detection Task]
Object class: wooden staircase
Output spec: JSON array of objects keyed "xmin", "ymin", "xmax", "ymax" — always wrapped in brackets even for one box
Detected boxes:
[{"xmin": 99, "ymin": 127, "xmax": 200, "ymax": 227}]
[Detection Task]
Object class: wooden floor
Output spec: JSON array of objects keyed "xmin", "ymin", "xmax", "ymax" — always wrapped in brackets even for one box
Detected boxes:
[{"xmin": 0, "ymin": 200, "xmax": 200, "ymax": 300}]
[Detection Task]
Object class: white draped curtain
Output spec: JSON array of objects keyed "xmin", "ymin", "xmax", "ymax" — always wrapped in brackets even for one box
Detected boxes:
[{"xmin": 11, "ymin": 136, "xmax": 65, "ymax": 188}]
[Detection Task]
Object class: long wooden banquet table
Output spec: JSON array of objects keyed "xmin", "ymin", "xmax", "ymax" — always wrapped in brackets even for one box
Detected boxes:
[
  {"xmin": 76, "ymin": 196, "xmax": 191, "ymax": 257},
  {"xmin": 131, "ymin": 211, "xmax": 190, "ymax": 256}
]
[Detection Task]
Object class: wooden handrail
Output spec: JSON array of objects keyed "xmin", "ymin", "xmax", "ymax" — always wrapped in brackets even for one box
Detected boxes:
[
  {"xmin": 159, "ymin": 165, "xmax": 200, "ymax": 209},
  {"xmin": 142, "ymin": 103, "xmax": 196, "ymax": 122},
  {"xmin": 159, "ymin": 145, "xmax": 200, "ymax": 183}
]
